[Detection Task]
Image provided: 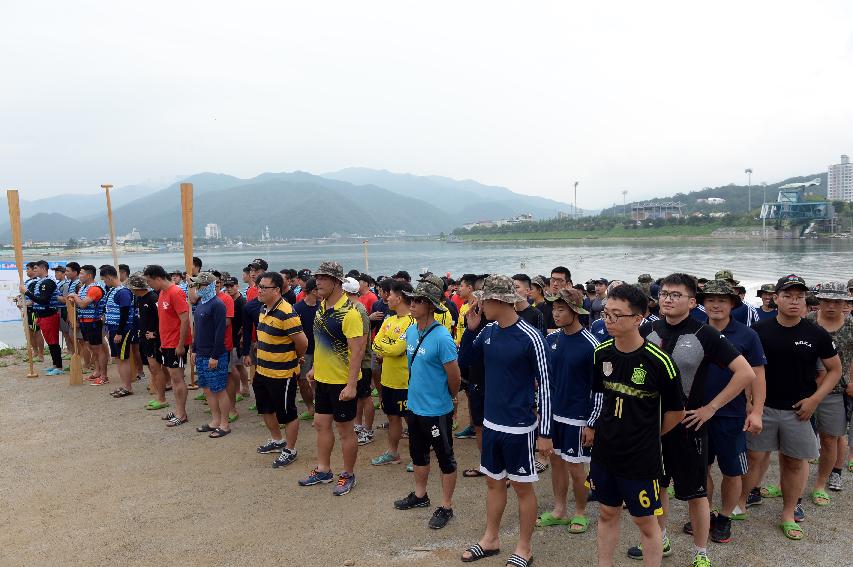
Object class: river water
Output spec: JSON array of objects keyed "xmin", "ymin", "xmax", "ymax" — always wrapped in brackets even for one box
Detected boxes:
[{"xmin": 2, "ymin": 238, "xmax": 851, "ymax": 347}]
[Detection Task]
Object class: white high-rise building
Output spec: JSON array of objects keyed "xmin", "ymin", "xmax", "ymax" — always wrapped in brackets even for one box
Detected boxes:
[
  {"xmin": 205, "ymin": 223, "xmax": 221, "ymax": 239},
  {"xmin": 828, "ymin": 154, "xmax": 853, "ymax": 202}
]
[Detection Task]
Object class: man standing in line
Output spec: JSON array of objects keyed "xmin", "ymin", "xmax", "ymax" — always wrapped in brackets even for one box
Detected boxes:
[
  {"xmin": 21, "ymin": 260, "xmax": 63, "ymax": 375},
  {"xmin": 68, "ymin": 265, "xmax": 108, "ymax": 384},
  {"xmin": 756, "ymin": 284, "xmax": 778, "ymax": 322},
  {"xmin": 128, "ymin": 273, "xmax": 168, "ymax": 411},
  {"xmin": 459, "ymin": 275, "xmax": 552, "ymax": 567},
  {"xmin": 529, "ymin": 276, "xmax": 554, "ymax": 332},
  {"xmin": 293, "ymin": 277, "xmax": 320, "ymax": 421},
  {"xmin": 550, "ymin": 266, "xmax": 572, "ymax": 294},
  {"xmin": 101, "ymin": 265, "xmax": 138, "ymax": 398},
  {"xmin": 299, "ymin": 262, "xmax": 367, "ymax": 496},
  {"xmin": 512, "ymin": 274, "xmax": 545, "ymax": 334},
  {"xmin": 343, "ymin": 277, "xmax": 376, "ymax": 446},
  {"xmin": 224, "ymin": 275, "xmax": 250, "ymax": 401}
]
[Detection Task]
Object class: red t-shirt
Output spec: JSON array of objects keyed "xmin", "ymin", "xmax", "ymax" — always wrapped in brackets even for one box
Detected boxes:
[
  {"xmin": 295, "ymin": 290, "xmax": 306, "ymax": 303},
  {"xmin": 451, "ymin": 294, "xmax": 464, "ymax": 310},
  {"xmin": 358, "ymin": 291, "xmax": 378, "ymax": 314},
  {"xmin": 157, "ymin": 284, "xmax": 192, "ymax": 348},
  {"xmin": 218, "ymin": 290, "xmax": 235, "ymax": 351},
  {"xmin": 246, "ymin": 285, "xmax": 258, "ymax": 302}
]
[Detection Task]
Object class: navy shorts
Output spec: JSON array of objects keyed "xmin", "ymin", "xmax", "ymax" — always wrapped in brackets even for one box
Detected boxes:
[
  {"xmin": 552, "ymin": 419, "xmax": 591, "ymax": 464},
  {"xmin": 707, "ymin": 416, "xmax": 748, "ymax": 477},
  {"xmin": 467, "ymin": 382, "xmax": 484, "ymax": 427},
  {"xmin": 381, "ymin": 386, "xmax": 408, "ymax": 416},
  {"xmin": 108, "ymin": 329, "xmax": 138, "ymax": 360},
  {"xmin": 587, "ymin": 461, "xmax": 663, "ymax": 518},
  {"xmin": 196, "ymin": 352, "xmax": 229, "ymax": 393},
  {"xmin": 480, "ymin": 427, "xmax": 537, "ymax": 482}
]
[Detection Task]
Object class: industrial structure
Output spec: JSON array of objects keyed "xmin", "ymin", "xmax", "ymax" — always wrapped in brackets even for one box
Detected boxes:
[
  {"xmin": 760, "ymin": 184, "xmax": 833, "ymax": 221},
  {"xmin": 630, "ymin": 202, "xmax": 684, "ymax": 221}
]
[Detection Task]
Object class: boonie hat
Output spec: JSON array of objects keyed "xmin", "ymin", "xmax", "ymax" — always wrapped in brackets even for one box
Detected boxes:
[
  {"xmin": 342, "ymin": 277, "xmax": 360, "ymax": 294},
  {"xmin": 756, "ymin": 283, "xmax": 775, "ymax": 297},
  {"xmin": 126, "ymin": 272, "xmax": 149, "ymax": 290},
  {"xmin": 315, "ymin": 261, "xmax": 344, "ymax": 282},
  {"xmin": 473, "ymin": 275, "xmax": 522, "ymax": 305},
  {"xmin": 189, "ymin": 272, "xmax": 217, "ymax": 287},
  {"xmin": 403, "ymin": 274, "xmax": 447, "ymax": 312},
  {"xmin": 814, "ymin": 281, "xmax": 853, "ymax": 301},
  {"xmin": 697, "ymin": 279, "xmax": 743, "ymax": 308},
  {"xmin": 637, "ymin": 273, "xmax": 653, "ymax": 283},
  {"xmin": 531, "ymin": 275, "xmax": 548, "ymax": 291},
  {"xmin": 775, "ymin": 274, "xmax": 808, "ymax": 293},
  {"xmin": 545, "ymin": 287, "xmax": 589, "ymax": 315},
  {"xmin": 714, "ymin": 269, "xmax": 739, "ymax": 285}
]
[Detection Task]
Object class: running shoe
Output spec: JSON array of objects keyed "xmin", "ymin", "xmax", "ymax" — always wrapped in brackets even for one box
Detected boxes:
[
  {"xmin": 272, "ymin": 448, "xmax": 298, "ymax": 468},
  {"xmin": 298, "ymin": 468, "xmax": 334, "ymax": 486},
  {"xmin": 746, "ymin": 487, "xmax": 762, "ymax": 507},
  {"xmin": 711, "ymin": 516, "xmax": 732, "ymax": 543},
  {"xmin": 371, "ymin": 451, "xmax": 401, "ymax": 466},
  {"xmin": 828, "ymin": 471, "xmax": 843, "ymax": 492},
  {"xmin": 454, "ymin": 425, "xmax": 476, "ymax": 439},
  {"xmin": 794, "ymin": 503, "xmax": 805, "ymax": 522},
  {"xmin": 394, "ymin": 491, "xmax": 430, "ymax": 510},
  {"xmin": 684, "ymin": 513, "xmax": 716, "ymax": 535},
  {"xmin": 428, "ymin": 507, "xmax": 453, "ymax": 529},
  {"xmin": 89, "ymin": 376, "xmax": 110, "ymax": 386},
  {"xmin": 406, "ymin": 462, "xmax": 414, "ymax": 473},
  {"xmin": 357, "ymin": 429, "xmax": 375, "ymax": 446},
  {"xmin": 693, "ymin": 551, "xmax": 711, "ymax": 567},
  {"xmin": 627, "ymin": 536, "xmax": 672, "ymax": 560},
  {"xmin": 332, "ymin": 472, "xmax": 356, "ymax": 496},
  {"xmin": 257, "ymin": 439, "xmax": 286, "ymax": 454}
]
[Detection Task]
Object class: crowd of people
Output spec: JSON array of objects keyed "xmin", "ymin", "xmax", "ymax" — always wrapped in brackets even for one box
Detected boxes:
[{"xmin": 18, "ymin": 257, "xmax": 853, "ymax": 567}]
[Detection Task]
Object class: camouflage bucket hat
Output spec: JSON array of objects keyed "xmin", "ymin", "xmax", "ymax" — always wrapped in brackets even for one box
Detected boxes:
[
  {"xmin": 714, "ymin": 269, "xmax": 739, "ymax": 285},
  {"xmin": 126, "ymin": 272, "xmax": 149, "ymax": 291},
  {"xmin": 637, "ymin": 273, "xmax": 653, "ymax": 283},
  {"xmin": 473, "ymin": 274, "xmax": 522, "ymax": 304},
  {"xmin": 403, "ymin": 273, "xmax": 447, "ymax": 312},
  {"xmin": 531, "ymin": 275, "xmax": 548, "ymax": 291},
  {"xmin": 848, "ymin": 277, "xmax": 853, "ymax": 291},
  {"xmin": 315, "ymin": 261, "xmax": 344, "ymax": 282},
  {"xmin": 756, "ymin": 283, "xmax": 776, "ymax": 297},
  {"xmin": 814, "ymin": 281, "xmax": 853, "ymax": 301},
  {"xmin": 545, "ymin": 287, "xmax": 589, "ymax": 315},
  {"xmin": 696, "ymin": 279, "xmax": 743, "ymax": 308},
  {"xmin": 188, "ymin": 272, "xmax": 217, "ymax": 287}
]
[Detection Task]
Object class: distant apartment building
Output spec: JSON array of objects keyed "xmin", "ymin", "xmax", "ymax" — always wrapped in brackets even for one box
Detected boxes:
[
  {"xmin": 205, "ymin": 223, "xmax": 221, "ymax": 239},
  {"xmin": 461, "ymin": 213, "xmax": 533, "ymax": 230},
  {"xmin": 828, "ymin": 154, "xmax": 853, "ymax": 202}
]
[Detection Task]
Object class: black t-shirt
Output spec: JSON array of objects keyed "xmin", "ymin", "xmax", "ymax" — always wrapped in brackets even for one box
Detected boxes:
[
  {"xmin": 231, "ymin": 294, "xmax": 246, "ymax": 353},
  {"xmin": 752, "ymin": 317, "xmax": 838, "ymax": 410},
  {"xmin": 136, "ymin": 291, "xmax": 160, "ymax": 338},
  {"xmin": 282, "ymin": 288, "xmax": 297, "ymax": 306},
  {"xmin": 517, "ymin": 306, "xmax": 545, "ymax": 335},
  {"xmin": 534, "ymin": 300, "xmax": 555, "ymax": 330},
  {"xmin": 641, "ymin": 317, "xmax": 740, "ymax": 410},
  {"xmin": 293, "ymin": 299, "xmax": 320, "ymax": 354},
  {"xmin": 591, "ymin": 339, "xmax": 684, "ymax": 479}
]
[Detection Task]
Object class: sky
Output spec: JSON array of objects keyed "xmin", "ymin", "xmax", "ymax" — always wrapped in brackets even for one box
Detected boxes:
[{"xmin": 2, "ymin": 1, "xmax": 852, "ymax": 208}]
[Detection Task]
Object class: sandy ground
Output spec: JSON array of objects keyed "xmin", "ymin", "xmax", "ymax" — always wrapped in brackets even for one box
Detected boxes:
[{"xmin": 1, "ymin": 354, "xmax": 851, "ymax": 567}]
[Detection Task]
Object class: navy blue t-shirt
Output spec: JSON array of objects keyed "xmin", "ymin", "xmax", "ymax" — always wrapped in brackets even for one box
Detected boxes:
[
  {"xmin": 703, "ymin": 319, "xmax": 766, "ymax": 418},
  {"xmin": 546, "ymin": 328, "xmax": 601, "ymax": 424},
  {"xmin": 755, "ymin": 308, "xmax": 777, "ymax": 322},
  {"xmin": 293, "ymin": 299, "xmax": 320, "ymax": 354}
]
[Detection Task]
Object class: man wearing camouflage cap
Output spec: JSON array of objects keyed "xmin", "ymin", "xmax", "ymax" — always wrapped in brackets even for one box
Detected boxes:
[
  {"xmin": 459, "ymin": 275, "xmax": 552, "ymax": 567},
  {"xmin": 530, "ymin": 275, "xmax": 555, "ymax": 331},
  {"xmin": 755, "ymin": 284, "xmax": 777, "ymax": 322}
]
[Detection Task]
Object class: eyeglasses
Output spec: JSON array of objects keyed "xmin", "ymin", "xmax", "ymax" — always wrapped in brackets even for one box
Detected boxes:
[
  {"xmin": 257, "ymin": 285, "xmax": 278, "ymax": 290},
  {"xmin": 658, "ymin": 291, "xmax": 690, "ymax": 301},
  {"xmin": 602, "ymin": 310, "xmax": 639, "ymax": 323}
]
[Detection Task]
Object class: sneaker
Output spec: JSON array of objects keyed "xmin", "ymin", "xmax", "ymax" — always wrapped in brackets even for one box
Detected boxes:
[
  {"xmin": 332, "ymin": 472, "xmax": 356, "ymax": 496},
  {"xmin": 371, "ymin": 451, "xmax": 401, "ymax": 466},
  {"xmin": 406, "ymin": 462, "xmax": 414, "ymax": 473},
  {"xmin": 428, "ymin": 507, "xmax": 453, "ymax": 529},
  {"xmin": 828, "ymin": 471, "xmax": 843, "ymax": 491},
  {"xmin": 357, "ymin": 429, "xmax": 375, "ymax": 446},
  {"xmin": 298, "ymin": 468, "xmax": 334, "ymax": 486},
  {"xmin": 710, "ymin": 516, "xmax": 732, "ymax": 543},
  {"xmin": 794, "ymin": 502, "xmax": 805, "ymax": 522},
  {"xmin": 693, "ymin": 551, "xmax": 711, "ymax": 567},
  {"xmin": 684, "ymin": 513, "xmax": 716, "ymax": 535},
  {"xmin": 745, "ymin": 487, "xmax": 762, "ymax": 507},
  {"xmin": 394, "ymin": 491, "xmax": 430, "ymax": 510},
  {"xmin": 272, "ymin": 448, "xmax": 298, "ymax": 468},
  {"xmin": 454, "ymin": 425, "xmax": 476, "ymax": 439},
  {"xmin": 89, "ymin": 376, "xmax": 110, "ymax": 386},
  {"xmin": 627, "ymin": 536, "xmax": 672, "ymax": 560},
  {"xmin": 354, "ymin": 424, "xmax": 365, "ymax": 433},
  {"xmin": 257, "ymin": 439, "xmax": 286, "ymax": 454}
]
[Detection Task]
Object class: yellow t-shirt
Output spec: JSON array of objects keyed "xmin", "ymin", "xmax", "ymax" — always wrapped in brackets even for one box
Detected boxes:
[
  {"xmin": 456, "ymin": 302, "xmax": 471, "ymax": 345},
  {"xmin": 372, "ymin": 313, "xmax": 415, "ymax": 389},
  {"xmin": 313, "ymin": 294, "xmax": 365, "ymax": 385},
  {"xmin": 434, "ymin": 309, "xmax": 453, "ymax": 334},
  {"xmin": 256, "ymin": 298, "xmax": 303, "ymax": 379}
]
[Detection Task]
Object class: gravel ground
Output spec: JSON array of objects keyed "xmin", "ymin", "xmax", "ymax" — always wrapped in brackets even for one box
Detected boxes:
[{"xmin": 1, "ymin": 357, "xmax": 851, "ymax": 567}]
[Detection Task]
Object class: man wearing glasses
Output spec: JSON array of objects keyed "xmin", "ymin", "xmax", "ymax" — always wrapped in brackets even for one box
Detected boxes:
[{"xmin": 628, "ymin": 274, "xmax": 755, "ymax": 567}]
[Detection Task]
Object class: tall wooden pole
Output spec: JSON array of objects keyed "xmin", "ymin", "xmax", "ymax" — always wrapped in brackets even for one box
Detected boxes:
[
  {"xmin": 363, "ymin": 240, "xmax": 369, "ymax": 273},
  {"xmin": 101, "ymin": 184, "xmax": 119, "ymax": 269},
  {"xmin": 6, "ymin": 190, "xmax": 38, "ymax": 377},
  {"xmin": 181, "ymin": 183, "xmax": 197, "ymax": 388}
]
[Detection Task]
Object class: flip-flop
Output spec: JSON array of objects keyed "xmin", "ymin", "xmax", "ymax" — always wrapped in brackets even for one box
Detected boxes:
[
  {"xmin": 166, "ymin": 415, "xmax": 188, "ymax": 427},
  {"xmin": 145, "ymin": 400, "xmax": 169, "ymax": 410},
  {"xmin": 236, "ymin": 394, "xmax": 245, "ymax": 402},
  {"xmin": 847, "ymin": 459, "xmax": 853, "ymax": 473},
  {"xmin": 506, "ymin": 553, "xmax": 533, "ymax": 567},
  {"xmin": 111, "ymin": 388, "xmax": 133, "ymax": 398},
  {"xmin": 196, "ymin": 424, "xmax": 216, "ymax": 433},
  {"xmin": 209, "ymin": 428, "xmax": 231, "ymax": 438},
  {"xmin": 810, "ymin": 489, "xmax": 830, "ymax": 506},
  {"xmin": 535, "ymin": 512, "xmax": 570, "ymax": 527},
  {"xmin": 461, "ymin": 543, "xmax": 500, "ymax": 563},
  {"xmin": 567, "ymin": 515, "xmax": 589, "ymax": 534},
  {"xmin": 463, "ymin": 468, "xmax": 485, "ymax": 478},
  {"xmin": 779, "ymin": 521, "xmax": 803, "ymax": 540},
  {"xmin": 760, "ymin": 485, "xmax": 782, "ymax": 498}
]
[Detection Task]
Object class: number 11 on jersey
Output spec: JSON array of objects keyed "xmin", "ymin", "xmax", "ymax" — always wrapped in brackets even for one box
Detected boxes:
[{"xmin": 614, "ymin": 397, "xmax": 624, "ymax": 418}]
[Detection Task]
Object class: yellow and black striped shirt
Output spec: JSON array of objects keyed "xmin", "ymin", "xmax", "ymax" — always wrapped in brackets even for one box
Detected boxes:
[{"xmin": 256, "ymin": 298, "xmax": 303, "ymax": 379}]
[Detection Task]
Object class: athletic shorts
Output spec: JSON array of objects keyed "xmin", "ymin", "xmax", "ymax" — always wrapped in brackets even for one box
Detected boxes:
[
  {"xmin": 141, "ymin": 338, "xmax": 163, "ymax": 365},
  {"xmin": 228, "ymin": 348, "xmax": 240, "ymax": 371},
  {"xmin": 380, "ymin": 386, "xmax": 408, "ymax": 416},
  {"xmin": 37, "ymin": 313, "xmax": 60, "ymax": 346},
  {"xmin": 552, "ymin": 419, "xmax": 591, "ymax": 464},
  {"xmin": 707, "ymin": 416, "xmax": 748, "ymax": 476},
  {"xmin": 747, "ymin": 407, "xmax": 819, "ymax": 460},
  {"xmin": 59, "ymin": 312, "xmax": 70, "ymax": 335},
  {"xmin": 407, "ymin": 411, "xmax": 457, "ymax": 474},
  {"xmin": 661, "ymin": 423, "xmax": 708, "ymax": 500},
  {"xmin": 80, "ymin": 321, "xmax": 104, "ymax": 346},
  {"xmin": 28, "ymin": 309, "xmax": 39, "ymax": 332},
  {"xmin": 298, "ymin": 353, "xmax": 314, "ymax": 380},
  {"xmin": 480, "ymin": 427, "xmax": 538, "ymax": 483},
  {"xmin": 108, "ymin": 330, "xmax": 138, "ymax": 360},
  {"xmin": 314, "ymin": 381, "xmax": 357, "ymax": 422},
  {"xmin": 251, "ymin": 374, "xmax": 297, "ymax": 422},
  {"xmin": 467, "ymin": 381, "xmax": 484, "ymax": 427},
  {"xmin": 197, "ymin": 353, "xmax": 230, "ymax": 393},
  {"xmin": 815, "ymin": 393, "xmax": 847, "ymax": 437},
  {"xmin": 357, "ymin": 367, "xmax": 373, "ymax": 399},
  {"xmin": 587, "ymin": 461, "xmax": 663, "ymax": 518},
  {"xmin": 161, "ymin": 348, "xmax": 187, "ymax": 370}
]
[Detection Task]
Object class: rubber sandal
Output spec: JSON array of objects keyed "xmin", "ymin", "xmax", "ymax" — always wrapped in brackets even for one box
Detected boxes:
[
  {"xmin": 535, "ymin": 512, "xmax": 570, "ymax": 527},
  {"xmin": 209, "ymin": 428, "xmax": 231, "ymax": 438},
  {"xmin": 760, "ymin": 485, "xmax": 782, "ymax": 498},
  {"xmin": 196, "ymin": 424, "xmax": 216, "ymax": 433},
  {"xmin": 810, "ymin": 489, "xmax": 830, "ymax": 506},
  {"xmin": 779, "ymin": 521, "xmax": 803, "ymax": 540},
  {"xmin": 166, "ymin": 415, "xmax": 188, "ymax": 427},
  {"xmin": 506, "ymin": 553, "xmax": 533, "ymax": 567},
  {"xmin": 463, "ymin": 468, "xmax": 485, "ymax": 478},
  {"xmin": 568, "ymin": 515, "xmax": 589, "ymax": 534},
  {"xmin": 145, "ymin": 401, "xmax": 169, "ymax": 411},
  {"xmin": 236, "ymin": 394, "xmax": 244, "ymax": 402},
  {"xmin": 461, "ymin": 543, "xmax": 500, "ymax": 563},
  {"xmin": 162, "ymin": 411, "xmax": 176, "ymax": 421},
  {"xmin": 848, "ymin": 459, "xmax": 853, "ymax": 473}
]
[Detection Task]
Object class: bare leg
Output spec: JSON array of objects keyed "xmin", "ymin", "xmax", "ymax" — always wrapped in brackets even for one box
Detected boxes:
[
  {"xmin": 441, "ymin": 470, "xmax": 457, "ymax": 509},
  {"xmin": 283, "ymin": 417, "xmax": 299, "ymax": 452},
  {"xmin": 226, "ymin": 368, "xmax": 239, "ymax": 418},
  {"xmin": 262, "ymin": 413, "xmax": 283, "ymax": 441},
  {"xmin": 687, "ymin": 497, "xmax": 711, "ymax": 549},
  {"xmin": 148, "ymin": 358, "xmax": 166, "ymax": 404},
  {"xmin": 720, "ymin": 475, "xmax": 741, "ymax": 517},
  {"xmin": 739, "ymin": 450, "xmax": 770, "ymax": 511},
  {"xmin": 414, "ymin": 464, "xmax": 429, "ymax": 498},
  {"xmin": 568, "ymin": 462, "xmax": 590, "ymax": 517},
  {"xmin": 836, "ymin": 435, "xmax": 848, "ymax": 469},
  {"xmin": 814, "ymin": 433, "xmax": 838, "ymax": 495},
  {"xmin": 387, "ymin": 415, "xmax": 402, "ymax": 456},
  {"xmin": 461, "ymin": 477, "xmax": 504, "ymax": 560},
  {"xmin": 511, "ymin": 481, "xmax": 537, "ymax": 560},
  {"xmin": 337, "ymin": 419, "xmax": 358, "ymax": 474},
  {"xmin": 214, "ymin": 389, "xmax": 231, "ymax": 431},
  {"xmin": 633, "ymin": 514, "xmax": 663, "ymax": 567},
  {"xmin": 314, "ymin": 414, "xmax": 334, "ymax": 472},
  {"xmin": 168, "ymin": 366, "xmax": 188, "ymax": 420},
  {"xmin": 297, "ymin": 378, "xmax": 314, "ymax": 412},
  {"xmin": 205, "ymin": 388, "xmax": 220, "ymax": 428},
  {"xmin": 547, "ymin": 456, "xmax": 569, "ymax": 519},
  {"xmin": 597, "ymin": 504, "xmax": 622, "ymax": 567},
  {"xmin": 117, "ymin": 358, "xmax": 133, "ymax": 391},
  {"xmin": 779, "ymin": 455, "xmax": 806, "ymax": 528}
]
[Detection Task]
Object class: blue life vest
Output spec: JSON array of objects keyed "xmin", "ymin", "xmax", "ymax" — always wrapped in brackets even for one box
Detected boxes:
[
  {"xmin": 77, "ymin": 283, "xmax": 102, "ymax": 320},
  {"xmin": 104, "ymin": 286, "xmax": 136, "ymax": 329},
  {"xmin": 49, "ymin": 278, "xmax": 63, "ymax": 310}
]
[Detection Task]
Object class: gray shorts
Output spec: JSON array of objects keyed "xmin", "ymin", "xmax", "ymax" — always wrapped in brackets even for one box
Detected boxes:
[
  {"xmin": 746, "ymin": 407, "xmax": 819, "ymax": 460},
  {"xmin": 299, "ymin": 353, "xmax": 314, "ymax": 380},
  {"xmin": 814, "ymin": 393, "xmax": 847, "ymax": 437},
  {"xmin": 228, "ymin": 348, "xmax": 244, "ymax": 371}
]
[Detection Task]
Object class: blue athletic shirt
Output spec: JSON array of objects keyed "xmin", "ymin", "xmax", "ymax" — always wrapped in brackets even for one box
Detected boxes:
[
  {"xmin": 703, "ymin": 318, "xmax": 766, "ymax": 418},
  {"xmin": 546, "ymin": 328, "xmax": 602, "ymax": 426},
  {"xmin": 406, "ymin": 321, "xmax": 458, "ymax": 417},
  {"xmin": 591, "ymin": 314, "xmax": 658, "ymax": 344},
  {"xmin": 459, "ymin": 318, "xmax": 553, "ymax": 437},
  {"xmin": 731, "ymin": 303, "xmax": 760, "ymax": 327},
  {"xmin": 755, "ymin": 308, "xmax": 777, "ymax": 322}
]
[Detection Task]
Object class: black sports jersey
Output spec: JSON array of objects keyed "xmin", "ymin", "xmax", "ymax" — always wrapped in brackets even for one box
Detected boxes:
[
  {"xmin": 135, "ymin": 290, "xmax": 160, "ymax": 338},
  {"xmin": 591, "ymin": 339, "xmax": 684, "ymax": 480},
  {"xmin": 641, "ymin": 317, "xmax": 740, "ymax": 410}
]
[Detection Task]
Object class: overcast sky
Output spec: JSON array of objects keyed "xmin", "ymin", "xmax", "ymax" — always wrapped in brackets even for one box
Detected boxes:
[{"xmin": 2, "ymin": 1, "xmax": 852, "ymax": 208}]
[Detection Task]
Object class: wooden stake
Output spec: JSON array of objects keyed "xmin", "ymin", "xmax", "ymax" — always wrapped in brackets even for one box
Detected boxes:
[
  {"xmin": 67, "ymin": 300, "xmax": 83, "ymax": 385},
  {"xmin": 6, "ymin": 190, "xmax": 38, "ymax": 377},
  {"xmin": 363, "ymin": 239, "xmax": 369, "ymax": 273},
  {"xmin": 181, "ymin": 183, "xmax": 197, "ymax": 389}
]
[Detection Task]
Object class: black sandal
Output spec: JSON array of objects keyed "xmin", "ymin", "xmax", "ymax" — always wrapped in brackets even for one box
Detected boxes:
[
  {"xmin": 209, "ymin": 428, "xmax": 231, "ymax": 438},
  {"xmin": 166, "ymin": 415, "xmax": 188, "ymax": 427},
  {"xmin": 463, "ymin": 468, "xmax": 485, "ymax": 478},
  {"xmin": 506, "ymin": 554, "xmax": 533, "ymax": 567},
  {"xmin": 196, "ymin": 424, "xmax": 216, "ymax": 433},
  {"xmin": 461, "ymin": 544, "xmax": 500, "ymax": 563}
]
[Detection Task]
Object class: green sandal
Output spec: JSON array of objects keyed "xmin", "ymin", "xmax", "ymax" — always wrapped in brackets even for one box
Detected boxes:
[
  {"xmin": 760, "ymin": 485, "xmax": 782, "ymax": 498},
  {"xmin": 194, "ymin": 393, "xmax": 206, "ymax": 401},
  {"xmin": 536, "ymin": 512, "xmax": 570, "ymax": 527},
  {"xmin": 847, "ymin": 459, "xmax": 853, "ymax": 473},
  {"xmin": 228, "ymin": 413, "xmax": 239, "ymax": 423},
  {"xmin": 236, "ymin": 394, "xmax": 245, "ymax": 402},
  {"xmin": 779, "ymin": 521, "xmax": 803, "ymax": 540},
  {"xmin": 810, "ymin": 489, "xmax": 830, "ymax": 506},
  {"xmin": 568, "ymin": 515, "xmax": 589, "ymax": 534},
  {"xmin": 145, "ymin": 400, "xmax": 170, "ymax": 410}
]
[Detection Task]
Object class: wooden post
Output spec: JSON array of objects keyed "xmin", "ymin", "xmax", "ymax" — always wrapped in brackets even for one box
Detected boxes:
[
  {"xmin": 67, "ymin": 300, "xmax": 83, "ymax": 385},
  {"xmin": 181, "ymin": 183, "xmax": 197, "ymax": 389},
  {"xmin": 6, "ymin": 190, "xmax": 38, "ymax": 377},
  {"xmin": 101, "ymin": 184, "xmax": 119, "ymax": 270},
  {"xmin": 363, "ymin": 239, "xmax": 369, "ymax": 273}
]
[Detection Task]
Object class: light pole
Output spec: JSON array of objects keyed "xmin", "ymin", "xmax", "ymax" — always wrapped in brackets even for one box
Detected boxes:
[
  {"xmin": 761, "ymin": 182, "xmax": 767, "ymax": 239},
  {"xmin": 745, "ymin": 168, "xmax": 753, "ymax": 214},
  {"xmin": 621, "ymin": 190, "xmax": 628, "ymax": 216},
  {"xmin": 574, "ymin": 181, "xmax": 579, "ymax": 219}
]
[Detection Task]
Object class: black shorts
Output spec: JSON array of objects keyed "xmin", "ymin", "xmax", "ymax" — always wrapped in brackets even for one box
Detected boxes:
[
  {"xmin": 588, "ymin": 461, "xmax": 663, "ymax": 518},
  {"xmin": 467, "ymin": 382, "xmax": 484, "ymax": 427},
  {"xmin": 80, "ymin": 321, "xmax": 103, "ymax": 346},
  {"xmin": 252, "ymin": 374, "xmax": 298, "ymax": 423},
  {"xmin": 315, "ymin": 381, "xmax": 357, "ymax": 422},
  {"xmin": 108, "ymin": 330, "xmax": 138, "ymax": 360},
  {"xmin": 161, "ymin": 348, "xmax": 187, "ymax": 370},
  {"xmin": 141, "ymin": 338, "xmax": 163, "ymax": 365},
  {"xmin": 406, "ymin": 411, "xmax": 457, "ymax": 474},
  {"xmin": 357, "ymin": 367, "xmax": 373, "ymax": 399},
  {"xmin": 381, "ymin": 386, "xmax": 408, "ymax": 416},
  {"xmin": 661, "ymin": 423, "xmax": 708, "ymax": 501}
]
